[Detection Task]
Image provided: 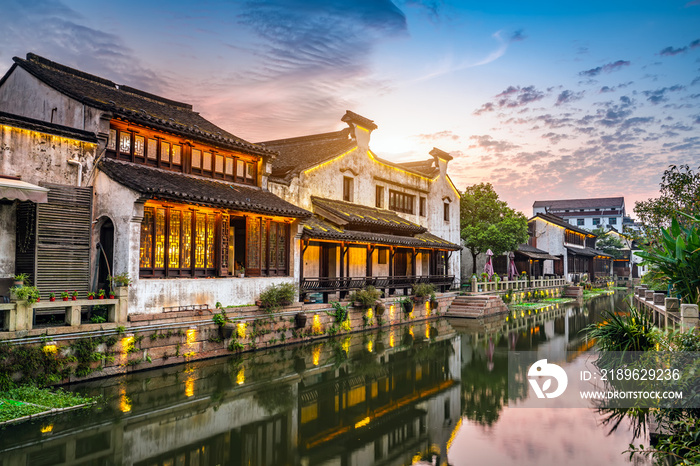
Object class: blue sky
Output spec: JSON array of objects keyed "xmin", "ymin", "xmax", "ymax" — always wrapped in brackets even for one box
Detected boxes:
[{"xmin": 1, "ymin": 0, "xmax": 699, "ymax": 214}]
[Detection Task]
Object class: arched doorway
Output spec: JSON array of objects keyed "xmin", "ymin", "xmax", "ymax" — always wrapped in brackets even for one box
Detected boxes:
[{"xmin": 97, "ymin": 218, "xmax": 114, "ymax": 291}]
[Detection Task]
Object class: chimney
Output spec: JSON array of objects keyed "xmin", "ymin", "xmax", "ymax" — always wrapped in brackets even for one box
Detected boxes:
[
  {"xmin": 341, "ymin": 110, "xmax": 377, "ymax": 151},
  {"xmin": 429, "ymin": 147, "xmax": 453, "ymax": 178}
]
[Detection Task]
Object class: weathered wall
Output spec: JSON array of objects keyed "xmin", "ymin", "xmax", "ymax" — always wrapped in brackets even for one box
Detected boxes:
[
  {"xmin": 0, "ymin": 67, "xmax": 104, "ymax": 134},
  {"xmin": 532, "ymin": 220, "xmax": 567, "ymax": 276},
  {"xmin": 0, "ymin": 203, "xmax": 16, "ymax": 278},
  {"xmin": 0, "ymin": 123, "xmax": 98, "ymax": 186}
]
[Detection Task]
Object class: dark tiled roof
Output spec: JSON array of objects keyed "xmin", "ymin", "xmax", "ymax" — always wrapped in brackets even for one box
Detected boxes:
[
  {"xmin": 259, "ymin": 128, "xmax": 356, "ymax": 180},
  {"xmin": 394, "ymin": 159, "xmax": 438, "ymax": 177},
  {"xmin": 301, "ymin": 216, "xmax": 460, "ymax": 250},
  {"xmin": 533, "ymin": 196, "xmax": 624, "ymax": 209},
  {"xmin": 341, "ymin": 110, "xmax": 377, "ymax": 131},
  {"xmin": 530, "ymin": 213, "xmax": 596, "ymax": 237},
  {"xmin": 7, "ymin": 53, "xmax": 274, "ymax": 158},
  {"xmin": 516, "ymin": 243, "xmax": 561, "ymax": 260},
  {"xmin": 0, "ymin": 110, "xmax": 97, "ymax": 143},
  {"xmin": 98, "ymin": 158, "xmax": 311, "ymax": 218},
  {"xmin": 566, "ymin": 246, "xmax": 611, "ymax": 258},
  {"xmin": 312, "ymin": 196, "xmax": 426, "ymax": 234}
]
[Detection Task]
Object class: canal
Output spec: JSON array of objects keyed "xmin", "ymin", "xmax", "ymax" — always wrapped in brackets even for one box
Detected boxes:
[{"xmin": 0, "ymin": 291, "xmax": 647, "ymax": 465}]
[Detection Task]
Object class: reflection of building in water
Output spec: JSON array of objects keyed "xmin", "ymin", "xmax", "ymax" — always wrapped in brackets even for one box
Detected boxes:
[{"xmin": 0, "ymin": 322, "xmax": 461, "ymax": 466}]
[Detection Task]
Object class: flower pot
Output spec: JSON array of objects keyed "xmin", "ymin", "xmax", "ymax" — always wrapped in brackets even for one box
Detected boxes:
[
  {"xmin": 295, "ymin": 312, "xmax": 307, "ymax": 329},
  {"xmin": 239, "ymin": 274, "xmax": 244, "ymax": 278},
  {"xmin": 220, "ymin": 322, "xmax": 235, "ymax": 339},
  {"xmin": 375, "ymin": 303, "xmax": 386, "ymax": 316},
  {"xmin": 88, "ymin": 296, "xmax": 94, "ymax": 300},
  {"xmin": 63, "ymin": 297, "xmax": 69, "ymax": 301},
  {"xmin": 402, "ymin": 301, "xmax": 413, "ymax": 314},
  {"xmin": 109, "ymin": 295, "xmax": 115, "ymax": 299},
  {"xmin": 50, "ymin": 297, "xmax": 55, "ymax": 302},
  {"xmin": 13, "ymin": 280, "xmax": 23, "ymax": 287},
  {"xmin": 71, "ymin": 296, "xmax": 77, "ymax": 301}
]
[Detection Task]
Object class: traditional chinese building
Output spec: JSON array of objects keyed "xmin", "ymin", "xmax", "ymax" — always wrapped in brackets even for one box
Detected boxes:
[
  {"xmin": 260, "ymin": 111, "xmax": 461, "ymax": 302},
  {"xmin": 528, "ymin": 213, "xmax": 612, "ymax": 281},
  {"xmin": 0, "ymin": 53, "xmax": 310, "ymax": 313}
]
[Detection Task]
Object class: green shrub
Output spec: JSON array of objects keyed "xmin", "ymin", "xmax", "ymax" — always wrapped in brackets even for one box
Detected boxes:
[
  {"xmin": 412, "ymin": 283, "xmax": 435, "ymax": 298},
  {"xmin": 258, "ymin": 283, "xmax": 297, "ymax": 310},
  {"xmin": 349, "ymin": 286, "xmax": 381, "ymax": 307}
]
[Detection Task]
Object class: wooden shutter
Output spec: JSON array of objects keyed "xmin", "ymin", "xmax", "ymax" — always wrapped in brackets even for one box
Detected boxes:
[{"xmin": 35, "ymin": 183, "xmax": 93, "ymax": 296}]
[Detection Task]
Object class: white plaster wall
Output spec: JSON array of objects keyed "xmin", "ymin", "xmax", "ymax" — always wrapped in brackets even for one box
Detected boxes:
[
  {"xmin": 0, "ymin": 124, "xmax": 97, "ymax": 187},
  {"xmin": 0, "ymin": 204, "xmax": 16, "ymax": 278},
  {"xmin": 532, "ymin": 220, "xmax": 569, "ymax": 276},
  {"xmin": 460, "ymin": 249, "xmax": 489, "ymax": 279},
  {"xmin": 0, "ymin": 67, "xmax": 104, "ymax": 133}
]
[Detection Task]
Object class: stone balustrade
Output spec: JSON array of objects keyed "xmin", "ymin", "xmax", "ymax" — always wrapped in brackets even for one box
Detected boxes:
[{"xmin": 470, "ymin": 276, "xmax": 567, "ymax": 294}]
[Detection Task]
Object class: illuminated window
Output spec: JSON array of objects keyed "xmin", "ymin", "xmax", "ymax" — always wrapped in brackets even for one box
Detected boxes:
[
  {"xmin": 202, "ymin": 151, "xmax": 212, "ymax": 171},
  {"xmin": 225, "ymin": 157, "xmax": 234, "ymax": 176},
  {"xmin": 215, "ymin": 154, "xmax": 224, "ymax": 174},
  {"xmin": 172, "ymin": 144, "xmax": 181, "ymax": 165},
  {"xmin": 246, "ymin": 162, "xmax": 255, "ymax": 181},
  {"xmin": 107, "ymin": 129, "xmax": 116, "ymax": 150},
  {"xmin": 236, "ymin": 160, "xmax": 245, "ymax": 179},
  {"xmin": 191, "ymin": 149, "xmax": 201, "ymax": 169},
  {"xmin": 134, "ymin": 135, "xmax": 145, "ymax": 158},
  {"xmin": 147, "ymin": 139, "xmax": 157, "ymax": 161},
  {"xmin": 161, "ymin": 141, "xmax": 170, "ymax": 163},
  {"xmin": 119, "ymin": 132, "xmax": 131, "ymax": 154}
]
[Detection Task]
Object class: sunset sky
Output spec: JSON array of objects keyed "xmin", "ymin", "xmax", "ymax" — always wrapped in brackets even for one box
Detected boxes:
[{"xmin": 2, "ymin": 0, "xmax": 699, "ymax": 215}]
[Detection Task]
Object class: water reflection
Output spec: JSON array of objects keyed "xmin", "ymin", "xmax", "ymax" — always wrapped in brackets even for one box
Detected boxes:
[{"xmin": 0, "ymin": 292, "xmax": 646, "ymax": 465}]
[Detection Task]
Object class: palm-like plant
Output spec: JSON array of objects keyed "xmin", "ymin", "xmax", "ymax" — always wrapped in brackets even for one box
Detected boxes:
[{"xmin": 636, "ymin": 213, "xmax": 700, "ymax": 305}]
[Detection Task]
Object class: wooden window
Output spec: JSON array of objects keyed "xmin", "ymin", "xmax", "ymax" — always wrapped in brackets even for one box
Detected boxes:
[
  {"xmin": 236, "ymin": 160, "xmax": 245, "ymax": 181},
  {"xmin": 134, "ymin": 135, "xmax": 145, "ymax": 162},
  {"xmin": 160, "ymin": 141, "xmax": 170, "ymax": 165},
  {"xmin": 225, "ymin": 157, "xmax": 234, "ymax": 178},
  {"xmin": 192, "ymin": 149, "xmax": 201, "ymax": 169},
  {"xmin": 119, "ymin": 132, "xmax": 131, "ymax": 155},
  {"xmin": 202, "ymin": 151, "xmax": 212, "ymax": 171},
  {"xmin": 419, "ymin": 197, "xmax": 426, "ymax": 217},
  {"xmin": 147, "ymin": 139, "xmax": 158, "ymax": 162},
  {"xmin": 375, "ymin": 186, "xmax": 384, "ymax": 208},
  {"xmin": 172, "ymin": 144, "xmax": 182, "ymax": 166},
  {"xmin": 108, "ymin": 129, "xmax": 116, "ymax": 150},
  {"xmin": 389, "ymin": 190, "xmax": 414, "ymax": 214},
  {"xmin": 343, "ymin": 177, "xmax": 353, "ymax": 202},
  {"xmin": 378, "ymin": 248, "xmax": 387, "ymax": 264},
  {"xmin": 444, "ymin": 203, "xmax": 450, "ymax": 222},
  {"xmin": 246, "ymin": 162, "xmax": 255, "ymax": 182},
  {"xmin": 215, "ymin": 154, "xmax": 224, "ymax": 175}
]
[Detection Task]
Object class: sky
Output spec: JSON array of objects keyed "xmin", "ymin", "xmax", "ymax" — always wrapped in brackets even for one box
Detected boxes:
[{"xmin": 1, "ymin": 0, "xmax": 699, "ymax": 216}]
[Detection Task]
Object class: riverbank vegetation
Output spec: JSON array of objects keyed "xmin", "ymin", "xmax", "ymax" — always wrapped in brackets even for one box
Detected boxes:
[{"xmin": 0, "ymin": 386, "xmax": 97, "ymax": 424}]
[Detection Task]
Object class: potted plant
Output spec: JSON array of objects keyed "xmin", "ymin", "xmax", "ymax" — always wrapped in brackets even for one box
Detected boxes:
[
  {"xmin": 429, "ymin": 291, "xmax": 438, "ymax": 310},
  {"xmin": 481, "ymin": 272, "xmax": 489, "ymax": 282},
  {"xmin": 61, "ymin": 291, "xmax": 70, "ymax": 301},
  {"xmin": 412, "ymin": 283, "xmax": 435, "ymax": 303},
  {"xmin": 295, "ymin": 312, "xmax": 307, "ymax": 329},
  {"xmin": 400, "ymin": 296, "xmax": 413, "ymax": 314},
  {"xmin": 49, "ymin": 292, "xmax": 56, "ymax": 302},
  {"xmin": 238, "ymin": 266, "xmax": 245, "ymax": 278},
  {"xmin": 108, "ymin": 272, "xmax": 131, "ymax": 288},
  {"xmin": 109, "ymin": 290, "xmax": 115, "ymax": 299},
  {"xmin": 71, "ymin": 290, "xmax": 78, "ymax": 300},
  {"xmin": 98, "ymin": 289, "xmax": 106, "ymax": 299},
  {"xmin": 375, "ymin": 302, "xmax": 386, "ymax": 316},
  {"xmin": 349, "ymin": 286, "xmax": 381, "ymax": 309},
  {"xmin": 87, "ymin": 291, "xmax": 96, "ymax": 300},
  {"xmin": 13, "ymin": 273, "xmax": 29, "ymax": 287},
  {"xmin": 10, "ymin": 285, "xmax": 40, "ymax": 304},
  {"xmin": 213, "ymin": 310, "xmax": 234, "ymax": 338}
]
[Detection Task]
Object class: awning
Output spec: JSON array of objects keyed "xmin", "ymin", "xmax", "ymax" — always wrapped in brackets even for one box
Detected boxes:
[
  {"xmin": 566, "ymin": 246, "xmax": 598, "ymax": 257},
  {"xmin": 0, "ymin": 177, "xmax": 48, "ymax": 203},
  {"xmin": 515, "ymin": 244, "xmax": 560, "ymax": 261}
]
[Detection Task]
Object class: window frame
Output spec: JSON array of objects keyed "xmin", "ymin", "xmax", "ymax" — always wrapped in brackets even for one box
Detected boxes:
[
  {"xmin": 419, "ymin": 197, "xmax": 426, "ymax": 217},
  {"xmin": 388, "ymin": 189, "xmax": 415, "ymax": 214},
  {"xmin": 343, "ymin": 176, "xmax": 354, "ymax": 202}
]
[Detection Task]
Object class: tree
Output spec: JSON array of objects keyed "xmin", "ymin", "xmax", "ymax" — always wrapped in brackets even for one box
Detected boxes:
[
  {"xmin": 592, "ymin": 228, "xmax": 626, "ymax": 259},
  {"xmin": 634, "ymin": 164, "xmax": 700, "ymax": 239},
  {"xmin": 460, "ymin": 183, "xmax": 529, "ymax": 275}
]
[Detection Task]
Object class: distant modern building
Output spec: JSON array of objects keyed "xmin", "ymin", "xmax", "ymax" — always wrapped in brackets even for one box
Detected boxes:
[{"xmin": 532, "ymin": 197, "xmax": 626, "ymax": 231}]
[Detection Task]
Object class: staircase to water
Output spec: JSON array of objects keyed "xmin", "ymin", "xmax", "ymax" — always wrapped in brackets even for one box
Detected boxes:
[{"xmin": 445, "ymin": 295, "xmax": 509, "ymax": 319}]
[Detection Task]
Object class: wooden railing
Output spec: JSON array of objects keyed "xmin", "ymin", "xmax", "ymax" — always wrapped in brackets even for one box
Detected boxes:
[{"xmin": 300, "ymin": 275, "xmax": 455, "ymax": 293}]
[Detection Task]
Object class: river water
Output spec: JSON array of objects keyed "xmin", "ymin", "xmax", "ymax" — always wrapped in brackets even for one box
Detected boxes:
[{"xmin": 1, "ymin": 291, "xmax": 648, "ymax": 466}]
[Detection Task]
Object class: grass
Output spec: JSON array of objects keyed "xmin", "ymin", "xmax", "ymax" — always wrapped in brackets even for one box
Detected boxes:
[
  {"xmin": 0, "ymin": 386, "xmax": 97, "ymax": 423},
  {"xmin": 508, "ymin": 297, "xmax": 574, "ymax": 310}
]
